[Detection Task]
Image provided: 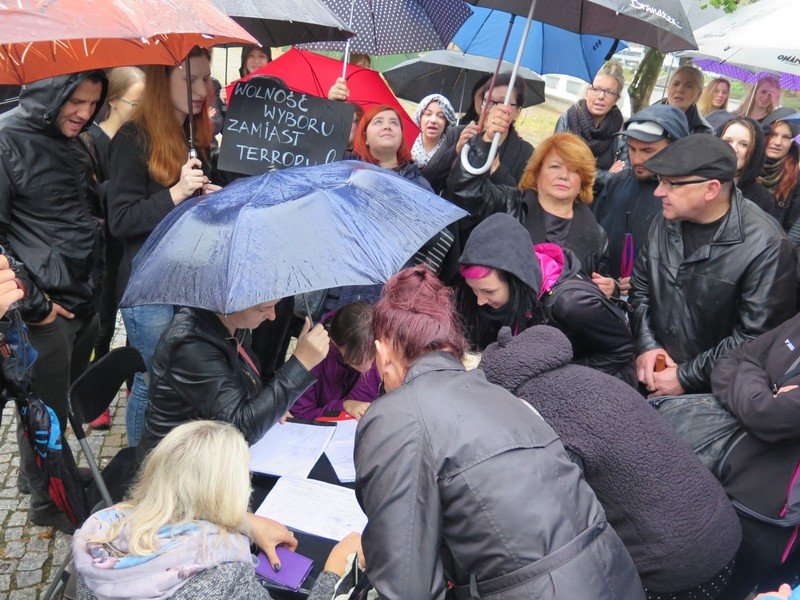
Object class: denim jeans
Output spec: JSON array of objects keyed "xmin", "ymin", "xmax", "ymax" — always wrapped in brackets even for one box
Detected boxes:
[{"xmin": 121, "ymin": 304, "xmax": 174, "ymax": 447}]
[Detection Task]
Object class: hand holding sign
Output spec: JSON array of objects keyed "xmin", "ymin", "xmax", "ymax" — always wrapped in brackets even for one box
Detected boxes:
[{"xmin": 219, "ymin": 78, "xmax": 355, "ymax": 176}]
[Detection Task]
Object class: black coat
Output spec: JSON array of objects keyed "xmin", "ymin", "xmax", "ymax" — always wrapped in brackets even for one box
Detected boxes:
[
  {"xmin": 106, "ymin": 121, "xmax": 217, "ymax": 302},
  {"xmin": 631, "ymin": 189, "xmax": 797, "ymax": 392},
  {"xmin": 449, "ymin": 137, "xmax": 609, "ymax": 275},
  {"xmin": 481, "ymin": 325, "xmax": 741, "ymax": 593},
  {"xmin": 711, "ymin": 312, "xmax": 800, "ymax": 522},
  {"xmin": 424, "ymin": 124, "xmax": 533, "ymax": 195},
  {"xmin": 593, "ymin": 170, "xmax": 661, "ymax": 280},
  {"xmin": 0, "ymin": 72, "xmax": 108, "ymax": 322},
  {"xmin": 355, "ymin": 351, "xmax": 644, "ymax": 599},
  {"xmin": 138, "ymin": 307, "xmax": 316, "ymax": 457}
]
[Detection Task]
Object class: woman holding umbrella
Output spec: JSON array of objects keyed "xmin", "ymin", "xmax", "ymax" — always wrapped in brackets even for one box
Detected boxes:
[{"xmin": 107, "ymin": 47, "xmax": 221, "ymax": 448}]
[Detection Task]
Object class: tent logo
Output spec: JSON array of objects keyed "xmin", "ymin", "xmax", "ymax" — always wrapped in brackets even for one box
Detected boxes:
[
  {"xmin": 778, "ymin": 55, "xmax": 800, "ymax": 66},
  {"xmin": 629, "ymin": 0, "xmax": 683, "ymax": 29}
]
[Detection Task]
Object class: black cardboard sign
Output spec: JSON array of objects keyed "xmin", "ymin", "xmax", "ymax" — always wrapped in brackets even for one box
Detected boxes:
[{"xmin": 218, "ymin": 78, "xmax": 355, "ymax": 176}]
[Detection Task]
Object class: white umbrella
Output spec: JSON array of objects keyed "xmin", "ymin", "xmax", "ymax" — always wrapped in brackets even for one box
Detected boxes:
[{"xmin": 686, "ymin": 0, "xmax": 800, "ymax": 76}]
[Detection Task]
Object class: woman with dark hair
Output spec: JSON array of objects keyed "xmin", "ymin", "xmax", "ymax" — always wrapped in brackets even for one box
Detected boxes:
[
  {"xmin": 107, "ymin": 47, "xmax": 221, "ymax": 447},
  {"xmin": 239, "ymin": 45, "xmax": 271, "ymax": 78},
  {"xmin": 356, "ymin": 265, "xmax": 644, "ymax": 599},
  {"xmin": 289, "ymin": 302, "xmax": 380, "ymax": 421},
  {"xmin": 761, "ymin": 108, "xmax": 800, "ymax": 232},
  {"xmin": 450, "ymin": 131, "xmax": 612, "ymax": 289},
  {"xmin": 423, "ymin": 72, "xmax": 533, "ymax": 197},
  {"xmin": 718, "ymin": 116, "xmax": 775, "ymax": 219},
  {"xmin": 458, "ymin": 213, "xmax": 635, "ymax": 383},
  {"xmin": 459, "ymin": 73, "xmax": 490, "ymax": 126}
]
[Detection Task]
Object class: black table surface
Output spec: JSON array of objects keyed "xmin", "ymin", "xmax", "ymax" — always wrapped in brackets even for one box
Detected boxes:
[{"xmin": 250, "ymin": 453, "xmax": 357, "ymax": 599}]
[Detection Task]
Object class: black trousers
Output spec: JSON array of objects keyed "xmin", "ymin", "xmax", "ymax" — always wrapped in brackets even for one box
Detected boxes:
[{"xmin": 17, "ymin": 313, "xmax": 98, "ymax": 514}]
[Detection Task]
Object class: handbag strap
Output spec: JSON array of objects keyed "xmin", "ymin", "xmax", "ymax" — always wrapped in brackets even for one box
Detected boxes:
[{"xmin": 236, "ymin": 342, "xmax": 261, "ymax": 378}]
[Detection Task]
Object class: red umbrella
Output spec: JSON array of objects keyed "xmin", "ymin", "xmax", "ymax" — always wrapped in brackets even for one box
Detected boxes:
[
  {"xmin": 227, "ymin": 48, "xmax": 419, "ymax": 148},
  {"xmin": 0, "ymin": 0, "xmax": 257, "ymax": 84}
]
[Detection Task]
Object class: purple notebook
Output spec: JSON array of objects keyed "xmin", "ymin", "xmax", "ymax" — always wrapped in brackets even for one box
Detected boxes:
[{"xmin": 254, "ymin": 547, "xmax": 314, "ymax": 592}]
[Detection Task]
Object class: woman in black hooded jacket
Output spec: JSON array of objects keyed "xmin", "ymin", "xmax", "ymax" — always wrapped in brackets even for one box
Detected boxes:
[
  {"xmin": 718, "ymin": 116, "xmax": 776, "ymax": 219},
  {"xmin": 458, "ymin": 213, "xmax": 635, "ymax": 384}
]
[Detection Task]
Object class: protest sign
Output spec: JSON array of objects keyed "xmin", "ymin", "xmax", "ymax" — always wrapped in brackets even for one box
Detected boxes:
[{"xmin": 219, "ymin": 77, "xmax": 355, "ymax": 176}]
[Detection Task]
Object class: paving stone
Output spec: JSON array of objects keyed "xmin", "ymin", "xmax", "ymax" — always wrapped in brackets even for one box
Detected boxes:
[
  {"xmin": 0, "ymin": 486, "xmax": 18, "ymax": 498},
  {"xmin": 14, "ymin": 567, "xmax": 41, "ymax": 587},
  {"xmin": 2, "ymin": 541, "xmax": 24, "ymax": 558},
  {"xmin": 25, "ymin": 536, "xmax": 50, "ymax": 553},
  {"xmin": 0, "ymin": 574, "xmax": 9, "ymax": 591},
  {"xmin": 4, "ymin": 526, "xmax": 22, "ymax": 541},
  {"xmin": 18, "ymin": 552, "xmax": 46, "ymax": 571},
  {"xmin": 8, "ymin": 588, "xmax": 32, "ymax": 600},
  {"xmin": 7, "ymin": 511, "xmax": 25, "ymax": 527},
  {"xmin": 0, "ymin": 559, "xmax": 18, "ymax": 574},
  {"xmin": 0, "ymin": 499, "xmax": 18, "ymax": 510}
]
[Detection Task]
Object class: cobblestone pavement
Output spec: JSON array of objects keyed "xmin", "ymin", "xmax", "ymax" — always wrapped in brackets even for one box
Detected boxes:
[{"xmin": 0, "ymin": 323, "xmax": 128, "ymax": 599}]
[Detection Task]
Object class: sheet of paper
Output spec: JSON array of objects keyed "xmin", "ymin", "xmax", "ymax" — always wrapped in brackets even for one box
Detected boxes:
[
  {"xmin": 249, "ymin": 422, "xmax": 335, "ymax": 478},
  {"xmin": 324, "ymin": 419, "xmax": 358, "ymax": 483},
  {"xmin": 256, "ymin": 476, "xmax": 368, "ymax": 541}
]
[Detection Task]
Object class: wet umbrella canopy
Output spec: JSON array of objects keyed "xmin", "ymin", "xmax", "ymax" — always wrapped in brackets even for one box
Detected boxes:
[
  {"xmin": 210, "ymin": 0, "xmax": 354, "ymax": 47},
  {"xmin": 120, "ymin": 161, "xmax": 467, "ymax": 314}
]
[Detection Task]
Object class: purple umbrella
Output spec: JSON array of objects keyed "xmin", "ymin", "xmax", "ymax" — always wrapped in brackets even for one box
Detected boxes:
[
  {"xmin": 620, "ymin": 212, "xmax": 635, "ymax": 280},
  {"xmin": 693, "ymin": 58, "xmax": 800, "ymax": 92}
]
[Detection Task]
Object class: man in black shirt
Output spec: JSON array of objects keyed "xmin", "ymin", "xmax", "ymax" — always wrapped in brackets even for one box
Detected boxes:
[{"xmin": 630, "ymin": 134, "xmax": 796, "ymax": 396}]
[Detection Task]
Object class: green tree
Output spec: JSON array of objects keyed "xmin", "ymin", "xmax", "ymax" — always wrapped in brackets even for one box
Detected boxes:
[{"xmin": 627, "ymin": 0, "xmax": 745, "ymax": 113}]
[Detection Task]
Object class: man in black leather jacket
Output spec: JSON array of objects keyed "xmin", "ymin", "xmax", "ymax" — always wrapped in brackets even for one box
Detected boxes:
[
  {"xmin": 0, "ymin": 71, "xmax": 107, "ymax": 531},
  {"xmin": 632, "ymin": 134, "xmax": 797, "ymax": 397}
]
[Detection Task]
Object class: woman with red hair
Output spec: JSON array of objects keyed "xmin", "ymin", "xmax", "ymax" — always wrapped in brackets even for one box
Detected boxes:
[
  {"xmin": 107, "ymin": 46, "xmax": 222, "ymax": 447},
  {"xmin": 449, "ymin": 130, "xmax": 613, "ymax": 294},
  {"xmin": 349, "ymin": 104, "xmax": 432, "ymax": 191},
  {"xmin": 354, "ymin": 265, "xmax": 644, "ymax": 599}
]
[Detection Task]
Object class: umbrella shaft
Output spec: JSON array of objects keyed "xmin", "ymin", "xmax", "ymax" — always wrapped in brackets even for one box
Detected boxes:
[
  {"xmin": 477, "ymin": 14, "xmax": 516, "ymax": 130},
  {"xmin": 185, "ymin": 56, "xmax": 195, "ymax": 152}
]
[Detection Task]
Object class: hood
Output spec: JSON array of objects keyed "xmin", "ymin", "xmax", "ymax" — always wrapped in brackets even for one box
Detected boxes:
[
  {"xmin": 480, "ymin": 325, "xmax": 573, "ymax": 393},
  {"xmin": 535, "ymin": 242, "xmax": 582, "ymax": 295},
  {"xmin": 460, "ymin": 213, "xmax": 542, "ymax": 291},
  {"xmin": 762, "ymin": 106, "xmax": 800, "ymax": 139},
  {"xmin": 717, "ymin": 116, "xmax": 766, "ymax": 188},
  {"xmin": 17, "ymin": 71, "xmax": 107, "ymax": 137},
  {"xmin": 413, "ymin": 93, "xmax": 457, "ymax": 128},
  {"xmin": 621, "ymin": 104, "xmax": 690, "ymax": 142}
]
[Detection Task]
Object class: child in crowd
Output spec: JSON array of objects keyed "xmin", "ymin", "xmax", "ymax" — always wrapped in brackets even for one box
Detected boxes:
[{"xmin": 290, "ymin": 302, "xmax": 380, "ymax": 420}]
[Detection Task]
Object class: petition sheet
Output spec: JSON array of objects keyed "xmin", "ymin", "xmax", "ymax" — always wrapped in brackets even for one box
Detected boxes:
[
  {"xmin": 324, "ymin": 419, "xmax": 358, "ymax": 483},
  {"xmin": 249, "ymin": 422, "xmax": 335, "ymax": 478},
  {"xmin": 256, "ymin": 476, "xmax": 368, "ymax": 540}
]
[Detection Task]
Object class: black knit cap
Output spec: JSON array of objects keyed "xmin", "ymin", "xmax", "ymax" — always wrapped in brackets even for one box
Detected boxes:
[{"xmin": 643, "ymin": 133, "xmax": 737, "ymax": 182}]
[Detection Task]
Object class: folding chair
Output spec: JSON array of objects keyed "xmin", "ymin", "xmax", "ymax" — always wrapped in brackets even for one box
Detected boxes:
[{"xmin": 42, "ymin": 346, "xmax": 145, "ymax": 600}]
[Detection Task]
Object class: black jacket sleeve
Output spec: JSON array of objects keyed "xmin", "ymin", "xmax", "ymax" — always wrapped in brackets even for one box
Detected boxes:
[
  {"xmin": 677, "ymin": 238, "xmax": 797, "ymax": 392},
  {"xmin": 630, "ymin": 221, "xmax": 661, "ymax": 355},
  {"xmin": 106, "ymin": 125, "xmax": 175, "ymax": 241},
  {"xmin": 164, "ymin": 334, "xmax": 316, "ymax": 444},
  {"xmin": 355, "ymin": 400, "xmax": 446, "ymax": 600},
  {"xmin": 712, "ymin": 318, "xmax": 800, "ymax": 443},
  {"xmin": 0, "ymin": 159, "xmax": 51, "ymax": 323},
  {"xmin": 446, "ymin": 137, "xmax": 526, "ymax": 220}
]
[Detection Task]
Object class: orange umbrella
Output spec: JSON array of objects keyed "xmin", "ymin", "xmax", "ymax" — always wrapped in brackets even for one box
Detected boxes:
[{"xmin": 0, "ymin": 0, "xmax": 257, "ymax": 84}]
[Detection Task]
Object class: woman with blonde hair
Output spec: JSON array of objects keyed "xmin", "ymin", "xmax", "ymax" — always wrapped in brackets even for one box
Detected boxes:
[
  {"xmin": 698, "ymin": 77, "xmax": 734, "ymax": 132},
  {"xmin": 107, "ymin": 47, "xmax": 222, "ymax": 447},
  {"xmin": 655, "ymin": 65, "xmax": 713, "ymax": 134},
  {"xmin": 449, "ymin": 131, "xmax": 611, "ymax": 286},
  {"xmin": 73, "ymin": 421, "xmax": 362, "ymax": 599},
  {"xmin": 736, "ymin": 75, "xmax": 781, "ymax": 122}
]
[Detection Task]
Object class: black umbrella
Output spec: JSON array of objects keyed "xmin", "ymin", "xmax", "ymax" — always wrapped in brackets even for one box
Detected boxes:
[
  {"xmin": 384, "ymin": 50, "xmax": 545, "ymax": 109},
  {"xmin": 211, "ymin": 0, "xmax": 354, "ymax": 47},
  {"xmin": 461, "ymin": 0, "xmax": 698, "ymax": 175}
]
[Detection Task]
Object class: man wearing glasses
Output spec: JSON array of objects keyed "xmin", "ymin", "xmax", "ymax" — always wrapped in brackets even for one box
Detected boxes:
[{"xmin": 631, "ymin": 134, "xmax": 796, "ymax": 397}]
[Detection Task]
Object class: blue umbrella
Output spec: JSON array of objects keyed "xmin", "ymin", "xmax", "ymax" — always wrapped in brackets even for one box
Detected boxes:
[
  {"xmin": 453, "ymin": 6, "xmax": 624, "ymax": 82},
  {"xmin": 120, "ymin": 161, "xmax": 467, "ymax": 314}
]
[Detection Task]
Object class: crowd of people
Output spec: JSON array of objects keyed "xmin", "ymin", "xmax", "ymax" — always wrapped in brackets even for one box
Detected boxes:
[{"xmin": 0, "ymin": 46, "xmax": 798, "ymax": 599}]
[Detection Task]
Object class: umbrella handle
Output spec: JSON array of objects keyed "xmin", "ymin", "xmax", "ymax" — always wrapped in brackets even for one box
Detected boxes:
[
  {"xmin": 341, "ymin": 0, "xmax": 357, "ymax": 79},
  {"xmin": 459, "ymin": 0, "xmax": 537, "ymax": 175}
]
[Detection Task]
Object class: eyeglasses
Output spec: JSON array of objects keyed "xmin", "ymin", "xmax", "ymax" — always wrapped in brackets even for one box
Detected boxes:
[
  {"xmin": 587, "ymin": 86, "xmax": 620, "ymax": 99},
  {"xmin": 657, "ymin": 176, "xmax": 711, "ymax": 191},
  {"xmin": 118, "ymin": 98, "xmax": 139, "ymax": 107},
  {"xmin": 482, "ymin": 99, "xmax": 520, "ymax": 110}
]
